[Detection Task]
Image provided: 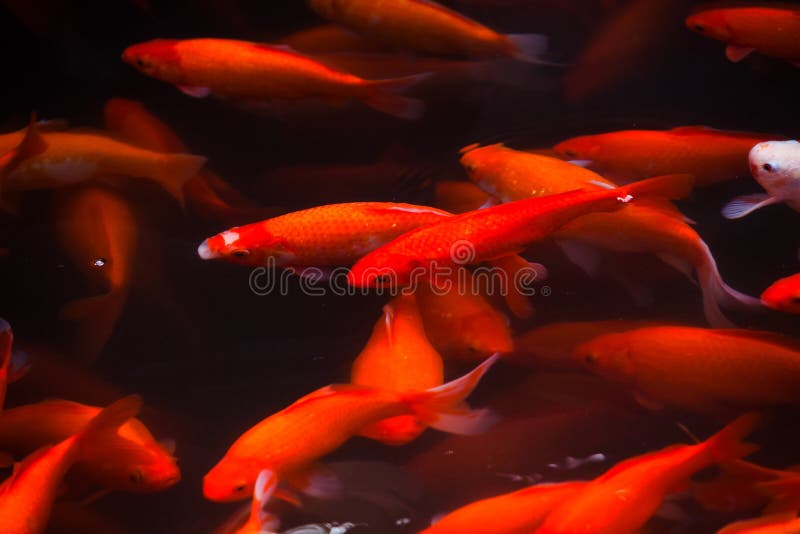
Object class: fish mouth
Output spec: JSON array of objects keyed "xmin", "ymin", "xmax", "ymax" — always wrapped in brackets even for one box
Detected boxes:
[{"xmin": 197, "ymin": 240, "xmax": 217, "ymax": 260}]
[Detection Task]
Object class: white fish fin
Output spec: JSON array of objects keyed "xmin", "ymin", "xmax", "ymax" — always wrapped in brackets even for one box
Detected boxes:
[
  {"xmin": 721, "ymin": 194, "xmax": 779, "ymax": 219},
  {"xmin": 286, "ymin": 463, "xmax": 342, "ymax": 500},
  {"xmin": 725, "ymin": 45, "xmax": 756, "ymax": 63},
  {"xmin": 655, "ymin": 500, "xmax": 690, "ymax": 522},
  {"xmin": 365, "ymin": 73, "xmax": 431, "ymax": 120},
  {"xmin": 695, "ymin": 240, "xmax": 762, "ymax": 328},
  {"xmin": 252, "ymin": 468, "xmax": 279, "ymax": 527},
  {"xmin": 427, "ymin": 408, "xmax": 499, "ymax": 435},
  {"xmin": 557, "ymin": 240, "xmax": 602, "ymax": 278},
  {"xmin": 567, "ymin": 159, "xmax": 593, "ymax": 168},
  {"xmin": 587, "ymin": 179, "xmax": 615, "ymax": 190},
  {"xmin": 507, "ymin": 33, "xmax": 550, "ymax": 64},
  {"xmin": 478, "ymin": 197, "xmax": 499, "ymax": 209},
  {"xmin": 634, "ymin": 391, "xmax": 665, "ymax": 411},
  {"xmin": 656, "ymin": 253, "xmax": 694, "ymax": 282},
  {"xmin": 177, "ymin": 85, "xmax": 212, "ymax": 98}
]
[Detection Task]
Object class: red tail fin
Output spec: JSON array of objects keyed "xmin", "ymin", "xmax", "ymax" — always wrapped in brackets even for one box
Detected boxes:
[
  {"xmin": 77, "ymin": 395, "xmax": 142, "ymax": 447},
  {"xmin": 704, "ymin": 412, "xmax": 761, "ymax": 463},
  {"xmin": 620, "ymin": 174, "xmax": 695, "ymax": 201}
]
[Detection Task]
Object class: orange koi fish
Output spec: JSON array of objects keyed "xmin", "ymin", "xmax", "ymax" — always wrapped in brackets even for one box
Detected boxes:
[
  {"xmin": 761, "ymin": 273, "xmax": 800, "ymax": 313},
  {"xmin": 103, "ymin": 98, "xmax": 266, "ymax": 225},
  {"xmin": 553, "ymin": 126, "xmax": 783, "ymax": 187},
  {"xmin": 203, "ymin": 355, "xmax": 498, "ymax": 502},
  {"xmin": 0, "ymin": 122, "xmax": 205, "ymax": 207},
  {"xmin": 415, "ymin": 280, "xmax": 513, "ymax": 360},
  {"xmin": 197, "ymin": 202, "xmax": 450, "ymax": 270},
  {"xmin": 462, "ymin": 143, "xmax": 759, "ymax": 327},
  {"xmin": 351, "ymin": 293, "xmax": 445, "ymax": 445},
  {"xmin": 686, "ymin": 3, "xmax": 800, "ymax": 64},
  {"xmin": 348, "ymin": 171, "xmax": 692, "ymax": 289},
  {"xmin": 308, "ymin": 0, "xmax": 547, "ymax": 62},
  {"xmin": 122, "ymin": 38, "xmax": 429, "ymax": 120},
  {"xmin": 423, "ymin": 481, "xmax": 587, "ymax": 534},
  {"xmin": 536, "ymin": 413, "xmax": 760, "ymax": 534},
  {"xmin": 53, "ymin": 185, "xmax": 137, "ymax": 363},
  {"xmin": 0, "ymin": 116, "xmax": 47, "ymax": 192},
  {"xmin": 0, "ymin": 398, "xmax": 180, "ymax": 492},
  {"xmin": 575, "ymin": 326, "xmax": 800, "ymax": 413},
  {"xmin": 0, "ymin": 320, "xmax": 11, "ymax": 410},
  {"xmin": 434, "ymin": 181, "xmax": 493, "ymax": 214},
  {"xmin": 0, "ymin": 395, "xmax": 141, "ymax": 534},
  {"xmin": 509, "ymin": 319, "xmax": 664, "ymax": 371},
  {"xmin": 717, "ymin": 512, "xmax": 800, "ymax": 534}
]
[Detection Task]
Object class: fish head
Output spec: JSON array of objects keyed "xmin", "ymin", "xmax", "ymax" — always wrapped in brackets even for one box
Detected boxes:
[
  {"xmin": 122, "ymin": 40, "xmax": 183, "ymax": 83},
  {"xmin": 761, "ymin": 274, "xmax": 800, "ymax": 313},
  {"xmin": 749, "ymin": 140, "xmax": 800, "ymax": 192},
  {"xmin": 459, "ymin": 143, "xmax": 513, "ymax": 198},
  {"xmin": 120, "ymin": 447, "xmax": 182, "ymax": 492},
  {"xmin": 203, "ymin": 458, "xmax": 256, "ymax": 502},
  {"xmin": 197, "ymin": 225, "xmax": 293, "ymax": 266},
  {"xmin": 553, "ymin": 136, "xmax": 600, "ymax": 161},
  {"xmin": 573, "ymin": 333, "xmax": 634, "ymax": 384},
  {"xmin": 685, "ymin": 8, "xmax": 732, "ymax": 42}
]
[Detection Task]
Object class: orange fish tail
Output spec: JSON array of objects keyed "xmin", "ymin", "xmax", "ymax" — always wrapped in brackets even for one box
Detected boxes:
[
  {"xmin": 363, "ymin": 73, "xmax": 431, "ymax": 120},
  {"xmin": 402, "ymin": 354, "xmax": 499, "ymax": 435},
  {"xmin": 705, "ymin": 412, "xmax": 761, "ymax": 464}
]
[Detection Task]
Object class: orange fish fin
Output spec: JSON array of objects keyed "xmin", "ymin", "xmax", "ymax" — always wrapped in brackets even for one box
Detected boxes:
[
  {"xmin": 284, "ymin": 463, "xmax": 342, "ymax": 500},
  {"xmin": 364, "ymin": 73, "xmax": 431, "ymax": 120},
  {"xmin": 403, "ymin": 354, "xmax": 499, "ymax": 435},
  {"xmin": 77, "ymin": 395, "xmax": 142, "ymax": 448},
  {"xmin": 1, "ymin": 446, "xmax": 52, "ymax": 491},
  {"xmin": 634, "ymin": 197, "xmax": 695, "ymax": 224},
  {"xmin": 621, "ymin": 173, "xmax": 694, "ymax": 201},
  {"xmin": 725, "ymin": 45, "xmax": 756, "ymax": 63},
  {"xmin": 705, "ymin": 412, "xmax": 761, "ymax": 464},
  {"xmin": 487, "ymin": 254, "xmax": 546, "ymax": 319}
]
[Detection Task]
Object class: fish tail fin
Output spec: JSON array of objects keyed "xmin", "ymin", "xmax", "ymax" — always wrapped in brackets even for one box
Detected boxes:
[
  {"xmin": 487, "ymin": 254, "xmax": 547, "ymax": 319},
  {"xmin": 364, "ymin": 73, "xmax": 431, "ymax": 120},
  {"xmin": 403, "ymin": 354, "xmax": 499, "ymax": 435},
  {"xmin": 620, "ymin": 173, "xmax": 695, "ymax": 201},
  {"xmin": 77, "ymin": 395, "xmax": 142, "ymax": 447},
  {"xmin": 507, "ymin": 33, "xmax": 552, "ymax": 64},
  {"xmin": 705, "ymin": 412, "xmax": 761, "ymax": 464},
  {"xmin": 250, "ymin": 468, "xmax": 280, "ymax": 531},
  {"xmin": 696, "ymin": 240, "xmax": 762, "ymax": 328},
  {"xmin": 154, "ymin": 153, "xmax": 207, "ymax": 208},
  {"xmin": 60, "ymin": 290, "xmax": 127, "ymax": 363}
]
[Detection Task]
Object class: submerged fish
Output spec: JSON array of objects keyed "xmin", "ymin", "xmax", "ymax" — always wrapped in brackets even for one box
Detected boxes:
[
  {"xmin": 423, "ymin": 481, "xmax": 587, "ymax": 534},
  {"xmin": 461, "ymin": 143, "xmax": 757, "ymax": 327},
  {"xmin": 575, "ymin": 326, "xmax": 800, "ymax": 412},
  {"xmin": 536, "ymin": 413, "xmax": 760, "ymax": 534},
  {"xmin": 203, "ymin": 355, "xmax": 498, "ymax": 502},
  {"xmin": 723, "ymin": 140, "xmax": 800, "ymax": 219},
  {"xmin": 122, "ymin": 38, "xmax": 429, "ymax": 119},
  {"xmin": 0, "ymin": 398, "xmax": 180, "ymax": 492},
  {"xmin": 350, "ymin": 293, "xmax": 445, "ymax": 445},
  {"xmin": 347, "ymin": 174, "xmax": 692, "ymax": 288},
  {"xmin": 0, "ymin": 396, "xmax": 141, "ymax": 534},
  {"xmin": 761, "ymin": 273, "xmax": 800, "ymax": 313},
  {"xmin": 553, "ymin": 126, "xmax": 783, "ymax": 187},
  {"xmin": 717, "ymin": 512, "xmax": 800, "ymax": 534},
  {"xmin": 0, "ymin": 123, "xmax": 205, "ymax": 206},
  {"xmin": 686, "ymin": 3, "xmax": 800, "ymax": 64},
  {"xmin": 308, "ymin": 0, "xmax": 548, "ymax": 62}
]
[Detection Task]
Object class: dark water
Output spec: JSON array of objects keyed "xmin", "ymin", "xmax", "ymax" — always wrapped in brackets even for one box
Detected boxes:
[{"xmin": 1, "ymin": 1, "xmax": 800, "ymax": 533}]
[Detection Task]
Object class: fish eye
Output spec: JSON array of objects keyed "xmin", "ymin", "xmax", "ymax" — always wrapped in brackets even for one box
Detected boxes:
[
  {"xmin": 693, "ymin": 24, "xmax": 705, "ymax": 32},
  {"xmin": 136, "ymin": 58, "xmax": 147, "ymax": 68},
  {"xmin": 234, "ymin": 483, "xmax": 246, "ymax": 493},
  {"xmin": 791, "ymin": 296, "xmax": 800, "ymax": 304},
  {"xmin": 565, "ymin": 149, "xmax": 577, "ymax": 158},
  {"xmin": 231, "ymin": 249, "xmax": 250, "ymax": 258},
  {"xmin": 585, "ymin": 353, "xmax": 598, "ymax": 365},
  {"xmin": 763, "ymin": 163, "xmax": 775, "ymax": 172},
  {"xmin": 129, "ymin": 469, "xmax": 144, "ymax": 484}
]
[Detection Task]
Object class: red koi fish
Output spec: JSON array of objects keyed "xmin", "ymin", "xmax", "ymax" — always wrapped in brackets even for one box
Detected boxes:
[
  {"xmin": 761, "ymin": 273, "xmax": 800, "ymax": 313},
  {"xmin": 122, "ymin": 38, "xmax": 429, "ymax": 119}
]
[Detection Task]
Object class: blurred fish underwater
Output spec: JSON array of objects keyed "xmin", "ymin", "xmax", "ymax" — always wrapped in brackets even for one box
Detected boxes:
[{"xmin": 0, "ymin": 0, "xmax": 800, "ymax": 533}]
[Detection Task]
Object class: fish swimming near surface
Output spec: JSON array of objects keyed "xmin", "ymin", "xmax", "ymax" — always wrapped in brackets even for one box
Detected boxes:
[
  {"xmin": 461, "ymin": 143, "xmax": 760, "ymax": 327},
  {"xmin": 722, "ymin": 140, "xmax": 800, "ymax": 219},
  {"xmin": 0, "ymin": 398, "xmax": 180, "ymax": 493},
  {"xmin": 0, "ymin": 122, "xmax": 205, "ymax": 207},
  {"xmin": 307, "ymin": 0, "xmax": 548, "ymax": 63},
  {"xmin": 574, "ymin": 326, "xmax": 800, "ymax": 413},
  {"xmin": 122, "ymin": 38, "xmax": 430, "ymax": 120},
  {"xmin": 203, "ymin": 355, "xmax": 498, "ymax": 503},
  {"xmin": 553, "ymin": 126, "xmax": 784, "ymax": 187},
  {"xmin": 350, "ymin": 293, "xmax": 445, "ymax": 446},
  {"xmin": 535, "ymin": 413, "xmax": 761, "ymax": 534},
  {"xmin": 686, "ymin": 2, "xmax": 800, "ymax": 65},
  {"xmin": 761, "ymin": 273, "xmax": 800, "ymax": 313},
  {"xmin": 0, "ymin": 395, "xmax": 142, "ymax": 534}
]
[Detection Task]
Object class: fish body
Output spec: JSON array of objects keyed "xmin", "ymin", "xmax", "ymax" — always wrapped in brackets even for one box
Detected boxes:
[
  {"xmin": 0, "ymin": 399, "xmax": 179, "ymax": 492},
  {"xmin": 122, "ymin": 38, "xmax": 428, "ymax": 119},
  {"xmin": 686, "ymin": 3, "xmax": 800, "ymax": 64},
  {"xmin": 537, "ymin": 413, "xmax": 759, "ymax": 534},
  {"xmin": 553, "ymin": 126, "xmax": 781, "ymax": 186},
  {"xmin": 203, "ymin": 356, "xmax": 497, "ymax": 502},
  {"xmin": 197, "ymin": 202, "xmax": 451, "ymax": 268},
  {"xmin": 351, "ymin": 293, "xmax": 444, "ymax": 445},
  {"xmin": 761, "ymin": 273, "xmax": 800, "ymax": 313},
  {"xmin": 0, "ymin": 127, "xmax": 204, "ymax": 205},
  {"xmin": 574, "ymin": 326, "xmax": 800, "ymax": 412},
  {"xmin": 308, "ymin": 0, "xmax": 546, "ymax": 61},
  {"xmin": 422, "ymin": 481, "xmax": 587, "ymax": 533},
  {"xmin": 0, "ymin": 396, "xmax": 141, "ymax": 534},
  {"xmin": 461, "ymin": 143, "xmax": 756, "ymax": 327},
  {"xmin": 717, "ymin": 513, "xmax": 800, "ymax": 534}
]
